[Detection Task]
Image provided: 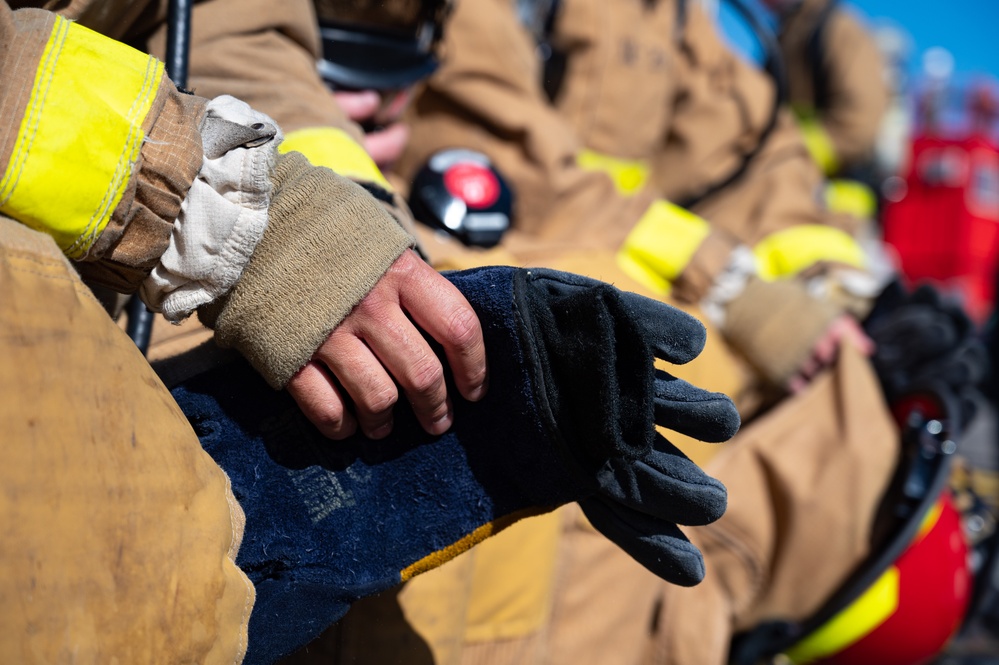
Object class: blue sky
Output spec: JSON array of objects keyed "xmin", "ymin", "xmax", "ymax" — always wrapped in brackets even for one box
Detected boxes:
[
  {"xmin": 847, "ymin": 1, "xmax": 998, "ymax": 81},
  {"xmin": 719, "ymin": 0, "xmax": 998, "ymax": 81},
  {"xmin": 849, "ymin": 0, "xmax": 999, "ymax": 77},
  {"xmin": 717, "ymin": 0, "xmax": 999, "ymax": 107}
]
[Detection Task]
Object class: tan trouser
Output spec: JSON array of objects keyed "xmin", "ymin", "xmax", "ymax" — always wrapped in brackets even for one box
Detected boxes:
[{"xmin": 0, "ymin": 216, "xmax": 254, "ymax": 664}]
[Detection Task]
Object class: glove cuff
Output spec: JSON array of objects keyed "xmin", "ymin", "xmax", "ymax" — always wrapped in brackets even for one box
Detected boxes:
[
  {"xmin": 142, "ymin": 95, "xmax": 279, "ymax": 321},
  {"xmin": 700, "ymin": 245, "xmax": 759, "ymax": 328},
  {"xmin": 199, "ymin": 151, "xmax": 414, "ymax": 388}
]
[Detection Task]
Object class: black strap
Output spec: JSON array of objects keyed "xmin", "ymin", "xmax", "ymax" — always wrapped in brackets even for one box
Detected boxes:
[
  {"xmin": 676, "ymin": 0, "xmax": 788, "ymax": 209},
  {"xmin": 527, "ymin": 0, "xmax": 782, "ymax": 204},
  {"xmin": 676, "ymin": 0, "xmax": 688, "ymax": 39},
  {"xmin": 535, "ymin": 0, "xmax": 687, "ymax": 103},
  {"xmin": 805, "ymin": 0, "xmax": 839, "ymax": 111}
]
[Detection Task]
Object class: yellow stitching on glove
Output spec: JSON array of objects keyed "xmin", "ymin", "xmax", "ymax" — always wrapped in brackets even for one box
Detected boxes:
[{"xmin": 400, "ymin": 507, "xmax": 552, "ymax": 582}]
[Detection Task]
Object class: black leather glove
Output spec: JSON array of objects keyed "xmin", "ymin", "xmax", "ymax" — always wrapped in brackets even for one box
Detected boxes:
[
  {"xmin": 510, "ymin": 268, "xmax": 740, "ymax": 571},
  {"xmin": 171, "ymin": 266, "xmax": 740, "ymax": 664},
  {"xmin": 865, "ymin": 280, "xmax": 988, "ymax": 424}
]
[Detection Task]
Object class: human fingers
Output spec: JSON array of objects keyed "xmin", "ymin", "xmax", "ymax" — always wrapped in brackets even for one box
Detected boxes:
[
  {"xmin": 836, "ymin": 315, "xmax": 875, "ymax": 356},
  {"xmin": 806, "ymin": 316, "xmax": 872, "ymax": 374},
  {"xmin": 787, "ymin": 316, "xmax": 876, "ymax": 393},
  {"xmin": 787, "ymin": 373, "xmax": 809, "ymax": 394},
  {"xmin": 344, "ymin": 299, "xmax": 454, "ymax": 436},
  {"xmin": 332, "ymin": 90, "xmax": 381, "ymax": 122},
  {"xmin": 395, "ymin": 252, "xmax": 488, "ymax": 403},
  {"xmin": 313, "ymin": 329, "xmax": 401, "ymax": 440},
  {"xmin": 286, "ymin": 361, "xmax": 359, "ymax": 440},
  {"xmin": 786, "ymin": 330, "xmax": 831, "ymax": 392}
]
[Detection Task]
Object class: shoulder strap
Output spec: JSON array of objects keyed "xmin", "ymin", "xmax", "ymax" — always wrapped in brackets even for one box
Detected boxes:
[
  {"xmin": 676, "ymin": 0, "xmax": 689, "ymax": 38},
  {"xmin": 805, "ymin": 0, "xmax": 839, "ymax": 109},
  {"xmin": 516, "ymin": 0, "xmax": 562, "ymax": 43}
]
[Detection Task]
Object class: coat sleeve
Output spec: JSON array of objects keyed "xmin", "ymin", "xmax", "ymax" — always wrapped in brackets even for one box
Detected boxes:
[
  {"xmin": 644, "ymin": 3, "xmax": 866, "ymax": 303},
  {"xmin": 0, "ymin": 3, "xmax": 414, "ymax": 388},
  {"xmin": 0, "ymin": 3, "xmax": 206, "ymax": 293},
  {"xmin": 777, "ymin": 0, "xmax": 889, "ymax": 174}
]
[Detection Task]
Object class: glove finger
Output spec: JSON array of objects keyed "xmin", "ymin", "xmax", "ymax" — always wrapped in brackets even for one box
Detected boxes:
[
  {"xmin": 868, "ymin": 307, "xmax": 947, "ymax": 343},
  {"xmin": 596, "ymin": 435, "xmax": 727, "ymax": 526},
  {"xmin": 914, "ymin": 340, "xmax": 990, "ymax": 388},
  {"xmin": 956, "ymin": 340, "xmax": 990, "ymax": 385},
  {"xmin": 619, "ymin": 291, "xmax": 707, "ymax": 365},
  {"xmin": 654, "ymin": 371, "xmax": 741, "ymax": 443},
  {"xmin": 911, "ymin": 283, "xmax": 946, "ymax": 308},
  {"xmin": 597, "ymin": 451, "xmax": 728, "ymax": 526},
  {"xmin": 870, "ymin": 309, "xmax": 956, "ymax": 366},
  {"xmin": 579, "ymin": 496, "xmax": 706, "ymax": 587},
  {"xmin": 909, "ymin": 285, "xmax": 974, "ymax": 338}
]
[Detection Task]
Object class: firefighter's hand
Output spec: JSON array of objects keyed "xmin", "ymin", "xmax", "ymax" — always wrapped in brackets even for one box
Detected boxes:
[
  {"xmin": 720, "ymin": 277, "xmax": 869, "ymax": 390},
  {"xmin": 787, "ymin": 314, "xmax": 874, "ymax": 394},
  {"xmin": 285, "ymin": 249, "xmax": 488, "ymax": 440},
  {"xmin": 334, "ymin": 90, "xmax": 410, "ymax": 169}
]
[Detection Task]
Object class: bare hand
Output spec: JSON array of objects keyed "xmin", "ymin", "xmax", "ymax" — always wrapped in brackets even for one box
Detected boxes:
[
  {"xmin": 334, "ymin": 90, "xmax": 411, "ymax": 169},
  {"xmin": 787, "ymin": 314, "xmax": 874, "ymax": 393},
  {"xmin": 286, "ymin": 249, "xmax": 488, "ymax": 440}
]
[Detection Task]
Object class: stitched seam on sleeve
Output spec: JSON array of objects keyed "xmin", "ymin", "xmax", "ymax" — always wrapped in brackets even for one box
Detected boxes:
[
  {"xmin": 0, "ymin": 16, "xmax": 70, "ymax": 208},
  {"xmin": 66, "ymin": 54, "xmax": 160, "ymax": 256}
]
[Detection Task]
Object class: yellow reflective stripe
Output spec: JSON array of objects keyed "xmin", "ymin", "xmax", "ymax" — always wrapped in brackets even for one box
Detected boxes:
[
  {"xmin": 915, "ymin": 497, "xmax": 944, "ymax": 543},
  {"xmin": 0, "ymin": 17, "xmax": 163, "ymax": 258},
  {"xmin": 784, "ymin": 566, "xmax": 900, "ymax": 664},
  {"xmin": 616, "ymin": 200, "xmax": 710, "ymax": 295},
  {"xmin": 796, "ymin": 111, "xmax": 840, "ymax": 176},
  {"xmin": 618, "ymin": 252, "xmax": 673, "ymax": 296},
  {"xmin": 280, "ymin": 127, "xmax": 392, "ymax": 189},
  {"xmin": 787, "ymin": 497, "xmax": 946, "ymax": 664},
  {"xmin": 753, "ymin": 225, "xmax": 866, "ymax": 281},
  {"xmin": 826, "ymin": 178, "xmax": 878, "ymax": 220},
  {"xmin": 577, "ymin": 148, "xmax": 651, "ymax": 196},
  {"xmin": 399, "ymin": 507, "xmax": 549, "ymax": 582}
]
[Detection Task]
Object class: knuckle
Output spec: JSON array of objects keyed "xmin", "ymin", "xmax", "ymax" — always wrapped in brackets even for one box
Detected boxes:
[
  {"xmin": 445, "ymin": 305, "xmax": 482, "ymax": 350},
  {"xmin": 464, "ymin": 362, "xmax": 489, "ymax": 390},
  {"xmin": 408, "ymin": 357, "xmax": 445, "ymax": 395},
  {"xmin": 388, "ymin": 249, "xmax": 420, "ymax": 278},
  {"xmin": 353, "ymin": 291, "xmax": 388, "ymax": 320},
  {"xmin": 360, "ymin": 383, "xmax": 399, "ymax": 416},
  {"xmin": 313, "ymin": 408, "xmax": 353, "ymax": 440}
]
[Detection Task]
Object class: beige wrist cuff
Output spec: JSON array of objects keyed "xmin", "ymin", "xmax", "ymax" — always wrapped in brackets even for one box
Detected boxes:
[
  {"xmin": 199, "ymin": 151, "xmax": 414, "ymax": 388},
  {"xmin": 721, "ymin": 277, "xmax": 841, "ymax": 386}
]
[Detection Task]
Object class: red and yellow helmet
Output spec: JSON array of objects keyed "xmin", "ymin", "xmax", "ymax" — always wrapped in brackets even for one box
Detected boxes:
[
  {"xmin": 729, "ymin": 387, "xmax": 977, "ymax": 665},
  {"xmin": 783, "ymin": 491, "xmax": 972, "ymax": 665}
]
